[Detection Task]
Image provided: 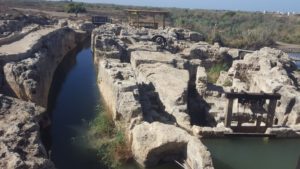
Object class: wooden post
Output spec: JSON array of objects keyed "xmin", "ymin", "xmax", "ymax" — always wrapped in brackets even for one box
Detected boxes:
[
  {"xmin": 266, "ymin": 99, "xmax": 277, "ymax": 127},
  {"xmin": 256, "ymin": 115, "xmax": 262, "ymax": 127},
  {"xmin": 296, "ymin": 156, "xmax": 300, "ymax": 169},
  {"xmin": 137, "ymin": 12, "xmax": 140, "ymax": 28},
  {"xmin": 225, "ymin": 98, "xmax": 234, "ymax": 127},
  {"xmin": 162, "ymin": 14, "xmax": 165, "ymax": 29}
]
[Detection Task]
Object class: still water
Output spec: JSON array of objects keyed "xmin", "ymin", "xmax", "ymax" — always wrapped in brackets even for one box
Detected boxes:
[
  {"xmin": 289, "ymin": 53, "xmax": 300, "ymax": 69},
  {"xmin": 203, "ymin": 138, "xmax": 300, "ymax": 169},
  {"xmin": 47, "ymin": 42, "xmax": 102, "ymax": 169},
  {"xmin": 45, "ymin": 42, "xmax": 180, "ymax": 169}
]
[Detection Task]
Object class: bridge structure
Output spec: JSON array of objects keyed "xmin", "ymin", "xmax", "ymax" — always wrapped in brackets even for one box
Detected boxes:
[{"xmin": 125, "ymin": 9, "xmax": 169, "ymax": 29}]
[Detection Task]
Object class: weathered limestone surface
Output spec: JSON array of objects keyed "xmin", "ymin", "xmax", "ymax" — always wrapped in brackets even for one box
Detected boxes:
[
  {"xmin": 130, "ymin": 50, "xmax": 182, "ymax": 69},
  {"xmin": 131, "ymin": 122, "xmax": 214, "ymax": 169},
  {"xmin": 92, "ymin": 24, "xmax": 216, "ymax": 169},
  {"xmin": 0, "ymin": 94, "xmax": 54, "ymax": 169},
  {"xmin": 0, "ymin": 24, "xmax": 40, "ymax": 47},
  {"xmin": 2, "ymin": 27, "xmax": 84, "ymax": 107},
  {"xmin": 196, "ymin": 66, "xmax": 208, "ymax": 96},
  {"xmin": 95, "ymin": 58, "xmax": 142, "ymax": 124},
  {"xmin": 136, "ymin": 63, "xmax": 191, "ymax": 130},
  {"xmin": 265, "ymin": 126, "xmax": 300, "ymax": 138}
]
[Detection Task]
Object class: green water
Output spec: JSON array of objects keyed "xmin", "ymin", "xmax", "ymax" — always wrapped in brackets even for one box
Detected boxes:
[{"xmin": 203, "ymin": 138, "xmax": 300, "ymax": 169}]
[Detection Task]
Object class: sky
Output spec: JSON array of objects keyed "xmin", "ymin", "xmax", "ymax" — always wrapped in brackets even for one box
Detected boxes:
[{"xmin": 71, "ymin": 0, "xmax": 300, "ymax": 12}]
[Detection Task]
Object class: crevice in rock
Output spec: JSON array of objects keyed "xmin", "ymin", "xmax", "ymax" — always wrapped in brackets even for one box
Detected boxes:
[
  {"xmin": 138, "ymin": 82, "xmax": 177, "ymax": 124},
  {"xmin": 187, "ymin": 74, "xmax": 216, "ymax": 127}
]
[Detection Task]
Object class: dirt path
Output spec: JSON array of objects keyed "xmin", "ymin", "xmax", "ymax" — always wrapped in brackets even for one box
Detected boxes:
[
  {"xmin": 0, "ymin": 27, "xmax": 58, "ymax": 55},
  {"xmin": 13, "ymin": 7, "xmax": 88, "ymax": 19},
  {"xmin": 276, "ymin": 41, "xmax": 300, "ymax": 53}
]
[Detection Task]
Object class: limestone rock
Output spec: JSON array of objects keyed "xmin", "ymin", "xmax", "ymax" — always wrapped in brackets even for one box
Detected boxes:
[
  {"xmin": 196, "ymin": 66, "xmax": 208, "ymax": 96},
  {"xmin": 131, "ymin": 122, "xmax": 190, "ymax": 167},
  {"xmin": 131, "ymin": 122, "xmax": 214, "ymax": 169},
  {"xmin": 136, "ymin": 63, "xmax": 191, "ymax": 129},
  {"xmin": 223, "ymin": 47, "xmax": 300, "ymax": 125},
  {"xmin": 96, "ymin": 59, "xmax": 143, "ymax": 124},
  {"xmin": 185, "ymin": 137, "xmax": 214, "ymax": 169},
  {"xmin": 130, "ymin": 50, "xmax": 183, "ymax": 69},
  {"xmin": 0, "ymin": 94, "xmax": 55, "ymax": 169},
  {"xmin": 2, "ymin": 27, "xmax": 81, "ymax": 107}
]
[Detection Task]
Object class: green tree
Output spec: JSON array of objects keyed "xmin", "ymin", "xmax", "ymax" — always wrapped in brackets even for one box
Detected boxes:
[{"xmin": 65, "ymin": 3, "xmax": 86, "ymax": 17}]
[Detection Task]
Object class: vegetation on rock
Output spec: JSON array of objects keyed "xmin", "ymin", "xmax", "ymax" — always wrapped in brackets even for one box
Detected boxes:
[
  {"xmin": 87, "ymin": 105, "xmax": 132, "ymax": 169},
  {"xmin": 170, "ymin": 10, "xmax": 295, "ymax": 49},
  {"xmin": 207, "ymin": 63, "xmax": 229, "ymax": 83}
]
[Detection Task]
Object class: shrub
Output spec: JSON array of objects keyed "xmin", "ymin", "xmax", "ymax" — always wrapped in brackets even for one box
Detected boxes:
[
  {"xmin": 207, "ymin": 63, "xmax": 229, "ymax": 83},
  {"xmin": 65, "ymin": 3, "xmax": 86, "ymax": 17},
  {"xmin": 223, "ymin": 79, "xmax": 233, "ymax": 87},
  {"xmin": 87, "ymin": 106, "xmax": 132, "ymax": 169}
]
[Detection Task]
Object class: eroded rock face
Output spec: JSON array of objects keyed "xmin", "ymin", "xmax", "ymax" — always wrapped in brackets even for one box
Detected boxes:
[
  {"xmin": 2, "ymin": 27, "xmax": 81, "ymax": 107},
  {"xmin": 131, "ymin": 122, "xmax": 214, "ymax": 169},
  {"xmin": 0, "ymin": 94, "xmax": 54, "ymax": 169},
  {"xmin": 96, "ymin": 58, "xmax": 142, "ymax": 124},
  {"xmin": 136, "ymin": 63, "xmax": 191, "ymax": 130}
]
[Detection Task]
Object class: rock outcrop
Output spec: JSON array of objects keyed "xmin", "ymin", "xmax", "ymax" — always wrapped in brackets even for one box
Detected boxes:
[
  {"xmin": 1, "ymin": 26, "xmax": 86, "ymax": 107},
  {"xmin": 92, "ymin": 24, "xmax": 216, "ymax": 168},
  {"xmin": 0, "ymin": 94, "xmax": 54, "ymax": 169},
  {"xmin": 0, "ymin": 11, "xmax": 91, "ymax": 169}
]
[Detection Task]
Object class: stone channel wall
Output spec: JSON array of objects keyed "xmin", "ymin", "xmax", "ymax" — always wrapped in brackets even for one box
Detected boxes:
[
  {"xmin": 92, "ymin": 24, "xmax": 215, "ymax": 169},
  {"xmin": 0, "ymin": 18, "xmax": 91, "ymax": 168},
  {"xmin": 1, "ymin": 26, "xmax": 87, "ymax": 107}
]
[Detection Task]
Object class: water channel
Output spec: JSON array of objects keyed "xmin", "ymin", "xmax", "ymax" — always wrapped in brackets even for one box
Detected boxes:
[{"xmin": 45, "ymin": 41, "xmax": 180, "ymax": 169}]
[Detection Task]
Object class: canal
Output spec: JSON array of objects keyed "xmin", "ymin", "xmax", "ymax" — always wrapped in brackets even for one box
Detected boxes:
[
  {"xmin": 203, "ymin": 138, "xmax": 300, "ymax": 169},
  {"xmin": 46, "ymin": 41, "xmax": 102, "ymax": 169},
  {"xmin": 45, "ymin": 41, "xmax": 180, "ymax": 169}
]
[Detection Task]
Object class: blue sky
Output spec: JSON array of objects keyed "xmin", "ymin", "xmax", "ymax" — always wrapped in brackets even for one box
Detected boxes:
[{"xmin": 72, "ymin": 0, "xmax": 300, "ymax": 12}]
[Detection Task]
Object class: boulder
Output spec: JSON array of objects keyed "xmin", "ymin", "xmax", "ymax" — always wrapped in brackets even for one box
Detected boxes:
[
  {"xmin": 131, "ymin": 122, "xmax": 189, "ymax": 167},
  {"xmin": 131, "ymin": 122, "xmax": 214, "ymax": 169}
]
